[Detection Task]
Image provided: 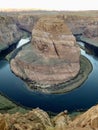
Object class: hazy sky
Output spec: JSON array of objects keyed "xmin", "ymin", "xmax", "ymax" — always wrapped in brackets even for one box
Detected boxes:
[{"xmin": 0, "ymin": 0, "xmax": 98, "ymax": 10}]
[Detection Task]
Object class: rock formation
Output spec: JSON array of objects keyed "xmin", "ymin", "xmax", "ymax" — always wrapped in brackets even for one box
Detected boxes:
[
  {"xmin": 66, "ymin": 15, "xmax": 98, "ymax": 35},
  {"xmin": 66, "ymin": 15, "xmax": 98, "ymax": 47},
  {"xmin": 11, "ymin": 16, "xmax": 80, "ymax": 88},
  {"xmin": 0, "ymin": 108, "xmax": 53, "ymax": 130},
  {"xmin": 69, "ymin": 105, "xmax": 98, "ymax": 130},
  {"xmin": 83, "ymin": 25, "xmax": 98, "ymax": 38},
  {"xmin": 0, "ymin": 105, "xmax": 98, "ymax": 130},
  {"xmin": 0, "ymin": 16, "xmax": 23, "ymax": 52},
  {"xmin": 80, "ymin": 25, "xmax": 98, "ymax": 47},
  {"xmin": 17, "ymin": 15, "xmax": 37, "ymax": 33}
]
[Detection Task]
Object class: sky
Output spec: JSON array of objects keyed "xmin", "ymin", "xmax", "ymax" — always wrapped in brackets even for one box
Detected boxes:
[{"xmin": 0, "ymin": 0, "xmax": 98, "ymax": 11}]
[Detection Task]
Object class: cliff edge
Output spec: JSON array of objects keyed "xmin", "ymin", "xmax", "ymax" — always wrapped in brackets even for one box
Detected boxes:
[
  {"xmin": 10, "ymin": 16, "xmax": 80, "ymax": 89},
  {"xmin": 0, "ymin": 16, "xmax": 23, "ymax": 52},
  {"xmin": 0, "ymin": 105, "xmax": 98, "ymax": 130}
]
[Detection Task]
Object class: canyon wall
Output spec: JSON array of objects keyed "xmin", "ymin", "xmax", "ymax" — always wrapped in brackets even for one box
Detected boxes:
[
  {"xmin": 0, "ymin": 11, "xmax": 98, "ymax": 52},
  {"xmin": 0, "ymin": 16, "xmax": 23, "ymax": 52}
]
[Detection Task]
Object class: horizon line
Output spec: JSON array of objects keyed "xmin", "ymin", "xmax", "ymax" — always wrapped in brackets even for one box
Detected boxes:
[{"xmin": 0, "ymin": 8, "xmax": 98, "ymax": 12}]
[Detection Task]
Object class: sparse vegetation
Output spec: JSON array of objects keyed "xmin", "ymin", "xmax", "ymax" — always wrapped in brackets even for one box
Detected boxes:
[{"xmin": 0, "ymin": 94, "xmax": 28, "ymax": 114}]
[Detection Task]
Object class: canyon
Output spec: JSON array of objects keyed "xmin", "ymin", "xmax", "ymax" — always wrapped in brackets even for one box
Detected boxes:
[
  {"xmin": 10, "ymin": 16, "xmax": 80, "ymax": 89},
  {"xmin": 0, "ymin": 10, "xmax": 98, "ymax": 130},
  {"xmin": 0, "ymin": 11, "xmax": 98, "ymax": 51}
]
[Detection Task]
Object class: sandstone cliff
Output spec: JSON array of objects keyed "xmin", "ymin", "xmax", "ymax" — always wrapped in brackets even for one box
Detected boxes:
[
  {"xmin": 10, "ymin": 16, "xmax": 80, "ymax": 89},
  {"xmin": 69, "ymin": 105, "xmax": 98, "ymax": 130},
  {"xmin": 0, "ymin": 16, "xmax": 23, "ymax": 52},
  {"xmin": 66, "ymin": 15, "xmax": 98, "ymax": 35},
  {"xmin": 80, "ymin": 25, "xmax": 98, "ymax": 47},
  {"xmin": 16, "ymin": 14, "xmax": 38, "ymax": 33},
  {"xmin": 66, "ymin": 15, "xmax": 98, "ymax": 47},
  {"xmin": 0, "ymin": 108, "xmax": 53, "ymax": 130},
  {"xmin": 0, "ymin": 105, "xmax": 98, "ymax": 130}
]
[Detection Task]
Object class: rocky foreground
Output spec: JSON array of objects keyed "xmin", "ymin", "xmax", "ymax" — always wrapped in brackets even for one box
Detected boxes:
[
  {"xmin": 10, "ymin": 16, "xmax": 80, "ymax": 89},
  {"xmin": 0, "ymin": 105, "xmax": 98, "ymax": 130}
]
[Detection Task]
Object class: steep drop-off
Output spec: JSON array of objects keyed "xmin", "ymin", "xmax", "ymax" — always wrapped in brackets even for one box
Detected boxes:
[
  {"xmin": 0, "ymin": 105, "xmax": 98, "ymax": 130},
  {"xmin": 0, "ymin": 16, "xmax": 23, "ymax": 52},
  {"xmin": 66, "ymin": 15, "xmax": 98, "ymax": 47},
  {"xmin": 80, "ymin": 25, "xmax": 98, "ymax": 47},
  {"xmin": 11, "ymin": 16, "xmax": 80, "ymax": 89}
]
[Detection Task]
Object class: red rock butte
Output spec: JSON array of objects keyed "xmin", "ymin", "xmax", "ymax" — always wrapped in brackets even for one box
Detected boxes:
[{"xmin": 11, "ymin": 16, "xmax": 80, "ymax": 87}]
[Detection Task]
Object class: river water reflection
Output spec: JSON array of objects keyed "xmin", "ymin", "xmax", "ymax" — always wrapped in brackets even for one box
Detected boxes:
[{"xmin": 0, "ymin": 41, "xmax": 98, "ymax": 113}]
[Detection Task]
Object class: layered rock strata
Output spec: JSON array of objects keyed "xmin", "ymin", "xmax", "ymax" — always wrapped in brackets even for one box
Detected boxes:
[
  {"xmin": 16, "ymin": 15, "xmax": 37, "ymax": 33},
  {"xmin": 66, "ymin": 15, "xmax": 98, "ymax": 47},
  {"xmin": 66, "ymin": 15, "xmax": 98, "ymax": 35},
  {"xmin": 11, "ymin": 17, "xmax": 80, "ymax": 87},
  {"xmin": 80, "ymin": 25, "xmax": 98, "ymax": 47},
  {"xmin": 0, "ymin": 108, "xmax": 53, "ymax": 130},
  {"xmin": 70, "ymin": 105, "xmax": 98, "ymax": 130},
  {"xmin": 0, "ymin": 16, "xmax": 23, "ymax": 52},
  {"xmin": 1, "ymin": 105, "xmax": 98, "ymax": 130}
]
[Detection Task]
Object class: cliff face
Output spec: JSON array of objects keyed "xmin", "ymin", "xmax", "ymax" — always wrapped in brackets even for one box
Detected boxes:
[
  {"xmin": 0, "ymin": 12, "xmax": 98, "ymax": 52},
  {"xmin": 0, "ymin": 16, "xmax": 23, "ymax": 52},
  {"xmin": 16, "ymin": 15, "xmax": 38, "ymax": 33},
  {"xmin": 32, "ymin": 17, "xmax": 77, "ymax": 59},
  {"xmin": 66, "ymin": 15, "xmax": 98, "ymax": 47},
  {"xmin": 66, "ymin": 15, "xmax": 98, "ymax": 35},
  {"xmin": 11, "ymin": 16, "xmax": 80, "ymax": 88},
  {"xmin": 83, "ymin": 25, "xmax": 98, "ymax": 38},
  {"xmin": 69, "ymin": 105, "xmax": 98, "ymax": 130},
  {"xmin": 80, "ymin": 25, "xmax": 98, "ymax": 47},
  {"xmin": 0, "ymin": 108, "xmax": 53, "ymax": 130},
  {"xmin": 0, "ymin": 105, "xmax": 98, "ymax": 130}
]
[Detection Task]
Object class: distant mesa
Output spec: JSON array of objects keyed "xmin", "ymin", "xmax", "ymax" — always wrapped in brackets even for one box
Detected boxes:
[{"xmin": 10, "ymin": 16, "xmax": 80, "ymax": 91}]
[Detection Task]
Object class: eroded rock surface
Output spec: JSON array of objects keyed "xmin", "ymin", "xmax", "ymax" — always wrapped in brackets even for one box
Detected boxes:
[
  {"xmin": 16, "ymin": 15, "xmax": 38, "ymax": 33},
  {"xmin": 80, "ymin": 25, "xmax": 98, "ymax": 47},
  {"xmin": 1, "ymin": 105, "xmax": 98, "ymax": 130},
  {"xmin": 66, "ymin": 15, "xmax": 98, "ymax": 35},
  {"xmin": 0, "ymin": 108, "xmax": 53, "ymax": 130},
  {"xmin": 66, "ymin": 15, "xmax": 98, "ymax": 47},
  {"xmin": 11, "ymin": 16, "xmax": 80, "ymax": 87},
  {"xmin": 69, "ymin": 105, "xmax": 98, "ymax": 130},
  {"xmin": 53, "ymin": 105, "xmax": 98, "ymax": 130},
  {"xmin": 0, "ymin": 16, "xmax": 23, "ymax": 52}
]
